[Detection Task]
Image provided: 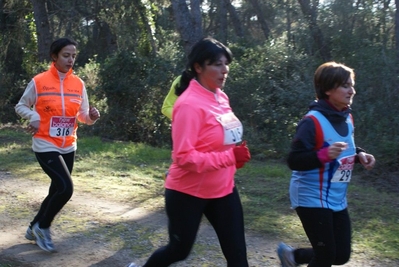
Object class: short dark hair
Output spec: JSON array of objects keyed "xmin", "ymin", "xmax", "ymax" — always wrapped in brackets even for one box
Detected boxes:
[
  {"xmin": 176, "ymin": 37, "xmax": 233, "ymax": 96},
  {"xmin": 49, "ymin": 38, "xmax": 78, "ymax": 61},
  {"xmin": 314, "ymin": 62, "xmax": 355, "ymax": 100}
]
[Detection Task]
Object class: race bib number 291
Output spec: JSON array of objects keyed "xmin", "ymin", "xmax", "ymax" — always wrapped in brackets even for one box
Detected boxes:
[
  {"xmin": 49, "ymin": 116, "xmax": 75, "ymax": 137},
  {"xmin": 331, "ymin": 155, "xmax": 355, "ymax": 183}
]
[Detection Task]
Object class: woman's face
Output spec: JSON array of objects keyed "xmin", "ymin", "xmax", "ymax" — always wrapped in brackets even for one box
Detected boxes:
[
  {"xmin": 52, "ymin": 44, "xmax": 77, "ymax": 73},
  {"xmin": 195, "ymin": 54, "xmax": 229, "ymax": 92},
  {"xmin": 326, "ymin": 77, "xmax": 356, "ymax": 110}
]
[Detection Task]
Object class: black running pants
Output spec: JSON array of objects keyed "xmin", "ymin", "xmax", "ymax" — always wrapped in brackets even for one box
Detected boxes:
[
  {"xmin": 143, "ymin": 187, "xmax": 248, "ymax": 267},
  {"xmin": 294, "ymin": 207, "xmax": 352, "ymax": 267},
  {"xmin": 31, "ymin": 151, "xmax": 75, "ymax": 229}
]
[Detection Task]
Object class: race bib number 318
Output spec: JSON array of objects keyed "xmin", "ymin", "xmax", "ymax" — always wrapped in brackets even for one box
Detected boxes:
[{"xmin": 49, "ymin": 116, "xmax": 76, "ymax": 137}]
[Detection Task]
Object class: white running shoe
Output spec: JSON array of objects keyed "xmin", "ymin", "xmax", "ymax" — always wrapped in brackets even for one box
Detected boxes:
[
  {"xmin": 277, "ymin": 242, "xmax": 297, "ymax": 267},
  {"xmin": 25, "ymin": 225, "xmax": 35, "ymax": 241},
  {"xmin": 32, "ymin": 222, "xmax": 56, "ymax": 252}
]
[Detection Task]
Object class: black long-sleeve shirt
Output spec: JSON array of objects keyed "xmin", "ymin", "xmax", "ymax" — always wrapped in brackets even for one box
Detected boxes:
[{"xmin": 287, "ymin": 99, "xmax": 365, "ymax": 171}]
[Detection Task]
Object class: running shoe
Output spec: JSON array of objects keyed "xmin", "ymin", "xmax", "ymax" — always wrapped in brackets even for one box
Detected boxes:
[
  {"xmin": 32, "ymin": 222, "xmax": 56, "ymax": 252},
  {"xmin": 277, "ymin": 242, "xmax": 297, "ymax": 267},
  {"xmin": 25, "ymin": 225, "xmax": 35, "ymax": 241},
  {"xmin": 125, "ymin": 263, "xmax": 140, "ymax": 267}
]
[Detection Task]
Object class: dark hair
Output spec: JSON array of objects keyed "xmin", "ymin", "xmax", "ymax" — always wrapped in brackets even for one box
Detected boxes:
[
  {"xmin": 175, "ymin": 37, "xmax": 233, "ymax": 96},
  {"xmin": 49, "ymin": 38, "xmax": 78, "ymax": 61},
  {"xmin": 314, "ymin": 62, "xmax": 355, "ymax": 100}
]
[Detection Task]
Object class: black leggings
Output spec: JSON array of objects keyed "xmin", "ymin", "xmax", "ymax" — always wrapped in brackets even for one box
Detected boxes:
[
  {"xmin": 294, "ymin": 207, "xmax": 352, "ymax": 267},
  {"xmin": 31, "ymin": 151, "xmax": 75, "ymax": 229},
  {"xmin": 143, "ymin": 187, "xmax": 248, "ymax": 267}
]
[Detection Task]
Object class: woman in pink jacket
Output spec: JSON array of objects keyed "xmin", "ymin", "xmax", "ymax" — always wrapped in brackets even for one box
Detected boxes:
[{"xmin": 126, "ymin": 37, "xmax": 251, "ymax": 267}]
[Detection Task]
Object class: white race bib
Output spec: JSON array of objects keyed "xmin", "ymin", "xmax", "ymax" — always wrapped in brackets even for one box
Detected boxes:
[
  {"xmin": 216, "ymin": 112, "xmax": 243, "ymax": 145},
  {"xmin": 49, "ymin": 116, "xmax": 76, "ymax": 137},
  {"xmin": 331, "ymin": 155, "xmax": 355, "ymax": 183}
]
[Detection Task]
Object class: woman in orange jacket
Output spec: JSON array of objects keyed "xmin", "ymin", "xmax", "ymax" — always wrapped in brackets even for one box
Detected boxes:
[{"xmin": 15, "ymin": 37, "xmax": 100, "ymax": 253}]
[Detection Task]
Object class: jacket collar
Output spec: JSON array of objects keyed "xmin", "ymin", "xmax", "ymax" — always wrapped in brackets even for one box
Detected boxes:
[
  {"xmin": 50, "ymin": 62, "xmax": 73, "ymax": 78},
  {"xmin": 189, "ymin": 79, "xmax": 222, "ymax": 99}
]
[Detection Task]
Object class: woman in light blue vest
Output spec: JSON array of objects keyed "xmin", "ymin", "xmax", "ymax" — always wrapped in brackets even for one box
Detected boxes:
[{"xmin": 277, "ymin": 62, "xmax": 375, "ymax": 267}]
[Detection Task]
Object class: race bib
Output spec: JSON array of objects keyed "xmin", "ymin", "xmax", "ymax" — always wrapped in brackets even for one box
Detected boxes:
[
  {"xmin": 49, "ymin": 116, "xmax": 76, "ymax": 137},
  {"xmin": 331, "ymin": 155, "xmax": 355, "ymax": 183},
  {"xmin": 216, "ymin": 112, "xmax": 243, "ymax": 145}
]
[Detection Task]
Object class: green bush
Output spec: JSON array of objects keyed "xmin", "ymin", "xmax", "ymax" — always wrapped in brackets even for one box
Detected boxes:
[
  {"xmin": 92, "ymin": 51, "xmax": 177, "ymax": 147},
  {"xmin": 227, "ymin": 40, "xmax": 316, "ymax": 157}
]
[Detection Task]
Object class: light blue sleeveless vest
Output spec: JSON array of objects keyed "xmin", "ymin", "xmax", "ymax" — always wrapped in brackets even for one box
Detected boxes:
[{"xmin": 290, "ymin": 110, "xmax": 356, "ymax": 211}]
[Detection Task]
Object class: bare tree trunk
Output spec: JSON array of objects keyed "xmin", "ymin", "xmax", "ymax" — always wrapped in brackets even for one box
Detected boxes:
[
  {"xmin": 350, "ymin": 0, "xmax": 362, "ymax": 34},
  {"xmin": 217, "ymin": 0, "xmax": 228, "ymax": 43},
  {"xmin": 297, "ymin": 0, "xmax": 331, "ymax": 61},
  {"xmin": 0, "ymin": 0, "xmax": 4, "ymax": 33},
  {"xmin": 190, "ymin": 0, "xmax": 203, "ymax": 40},
  {"xmin": 224, "ymin": 0, "xmax": 244, "ymax": 38},
  {"xmin": 395, "ymin": 0, "xmax": 399, "ymax": 75},
  {"xmin": 171, "ymin": 0, "xmax": 203, "ymax": 55},
  {"xmin": 133, "ymin": 0, "xmax": 157, "ymax": 56},
  {"xmin": 380, "ymin": 0, "xmax": 391, "ymax": 47},
  {"xmin": 97, "ymin": 22, "xmax": 117, "ymax": 56},
  {"xmin": 285, "ymin": 0, "xmax": 293, "ymax": 47},
  {"xmin": 30, "ymin": 0, "xmax": 52, "ymax": 62},
  {"xmin": 248, "ymin": 0, "xmax": 271, "ymax": 39}
]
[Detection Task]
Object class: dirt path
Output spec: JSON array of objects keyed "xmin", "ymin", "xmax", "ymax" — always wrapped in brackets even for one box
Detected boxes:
[{"xmin": 0, "ymin": 171, "xmax": 392, "ymax": 267}]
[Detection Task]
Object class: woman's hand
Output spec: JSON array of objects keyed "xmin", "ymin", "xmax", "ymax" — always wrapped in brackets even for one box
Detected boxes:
[
  {"xmin": 328, "ymin": 142, "xmax": 348, "ymax": 159},
  {"xmin": 358, "ymin": 152, "xmax": 375, "ymax": 170},
  {"xmin": 89, "ymin": 106, "xmax": 100, "ymax": 121},
  {"xmin": 26, "ymin": 120, "xmax": 40, "ymax": 135},
  {"xmin": 233, "ymin": 141, "xmax": 251, "ymax": 169}
]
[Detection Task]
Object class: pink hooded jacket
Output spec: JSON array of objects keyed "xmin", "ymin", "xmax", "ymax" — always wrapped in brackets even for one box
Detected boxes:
[{"xmin": 165, "ymin": 79, "xmax": 241, "ymax": 198}]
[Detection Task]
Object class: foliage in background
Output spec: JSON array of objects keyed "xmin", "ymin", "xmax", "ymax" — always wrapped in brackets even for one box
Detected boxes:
[
  {"xmin": 227, "ymin": 39, "xmax": 316, "ymax": 156},
  {"xmin": 85, "ymin": 51, "xmax": 177, "ymax": 147},
  {"xmin": 1, "ymin": 1, "xmax": 399, "ymax": 168}
]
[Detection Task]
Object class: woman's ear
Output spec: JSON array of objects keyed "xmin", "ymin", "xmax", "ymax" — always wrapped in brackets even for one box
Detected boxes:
[
  {"xmin": 325, "ymin": 88, "xmax": 335, "ymax": 97},
  {"xmin": 193, "ymin": 62, "xmax": 202, "ymax": 74},
  {"xmin": 51, "ymin": 54, "xmax": 57, "ymax": 62}
]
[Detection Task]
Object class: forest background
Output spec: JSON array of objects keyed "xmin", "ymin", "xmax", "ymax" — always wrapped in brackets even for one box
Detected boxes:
[{"xmin": 1, "ymin": 0, "xmax": 399, "ymax": 171}]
